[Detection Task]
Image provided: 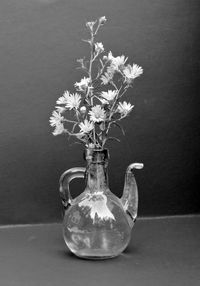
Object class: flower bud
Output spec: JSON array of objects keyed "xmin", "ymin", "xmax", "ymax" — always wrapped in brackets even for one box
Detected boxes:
[
  {"xmin": 95, "ymin": 42, "xmax": 104, "ymax": 54},
  {"xmin": 99, "ymin": 16, "xmax": 107, "ymax": 25},
  {"xmin": 88, "ymin": 143, "xmax": 95, "ymax": 149},
  {"xmin": 100, "ymin": 122, "xmax": 105, "ymax": 131},
  {"xmin": 80, "ymin": 106, "xmax": 87, "ymax": 114},
  {"xmin": 86, "ymin": 21, "xmax": 96, "ymax": 31}
]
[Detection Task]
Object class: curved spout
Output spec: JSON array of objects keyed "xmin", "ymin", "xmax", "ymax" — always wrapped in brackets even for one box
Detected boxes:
[{"xmin": 121, "ymin": 163, "xmax": 144, "ymax": 228}]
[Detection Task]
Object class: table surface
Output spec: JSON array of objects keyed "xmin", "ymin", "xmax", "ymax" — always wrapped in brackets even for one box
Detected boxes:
[{"xmin": 0, "ymin": 216, "xmax": 199, "ymax": 286}]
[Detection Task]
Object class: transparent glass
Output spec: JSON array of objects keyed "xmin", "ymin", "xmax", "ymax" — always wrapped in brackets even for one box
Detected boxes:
[{"xmin": 59, "ymin": 149, "xmax": 143, "ymax": 259}]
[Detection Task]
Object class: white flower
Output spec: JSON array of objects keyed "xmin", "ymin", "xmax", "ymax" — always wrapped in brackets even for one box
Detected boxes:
[
  {"xmin": 56, "ymin": 91, "xmax": 81, "ymax": 109},
  {"xmin": 101, "ymin": 52, "xmax": 127, "ymax": 85},
  {"xmin": 123, "ymin": 64, "xmax": 143, "ymax": 83},
  {"xmin": 95, "ymin": 42, "xmax": 104, "ymax": 54},
  {"xmin": 103, "ymin": 52, "xmax": 112, "ymax": 63},
  {"xmin": 112, "ymin": 56, "xmax": 127, "ymax": 70},
  {"xmin": 101, "ymin": 90, "xmax": 117, "ymax": 101},
  {"xmin": 101, "ymin": 67, "xmax": 115, "ymax": 85},
  {"xmin": 89, "ymin": 105, "xmax": 106, "ymax": 122},
  {"xmin": 55, "ymin": 106, "xmax": 66, "ymax": 113},
  {"xmin": 56, "ymin": 90, "xmax": 70, "ymax": 105},
  {"xmin": 86, "ymin": 21, "xmax": 96, "ymax": 30},
  {"xmin": 65, "ymin": 93, "xmax": 81, "ymax": 110},
  {"xmin": 105, "ymin": 51, "xmax": 128, "ymax": 70},
  {"xmin": 117, "ymin": 101, "xmax": 134, "ymax": 116},
  {"xmin": 49, "ymin": 111, "xmax": 64, "ymax": 127},
  {"xmin": 79, "ymin": 119, "xmax": 94, "ymax": 134},
  {"xmin": 49, "ymin": 111, "xmax": 65, "ymax": 136},
  {"xmin": 52, "ymin": 123, "xmax": 65, "ymax": 136},
  {"xmin": 74, "ymin": 77, "xmax": 90, "ymax": 91},
  {"xmin": 99, "ymin": 16, "xmax": 107, "ymax": 25}
]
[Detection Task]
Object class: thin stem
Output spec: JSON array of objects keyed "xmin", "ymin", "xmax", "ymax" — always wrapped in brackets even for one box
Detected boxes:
[
  {"xmin": 104, "ymin": 83, "xmax": 128, "ymax": 136},
  {"xmin": 94, "ymin": 22, "xmax": 101, "ymax": 35},
  {"xmin": 71, "ymin": 122, "xmax": 79, "ymax": 134},
  {"xmin": 64, "ymin": 129, "xmax": 77, "ymax": 137},
  {"xmin": 110, "ymin": 81, "xmax": 119, "ymax": 91},
  {"xmin": 85, "ymin": 30, "xmax": 94, "ymax": 102},
  {"xmin": 119, "ymin": 85, "xmax": 129, "ymax": 98},
  {"xmin": 75, "ymin": 110, "xmax": 80, "ymax": 122},
  {"xmin": 88, "ymin": 132, "xmax": 101, "ymax": 148},
  {"xmin": 108, "ymin": 84, "xmax": 122, "ymax": 119},
  {"xmin": 63, "ymin": 118, "xmax": 78, "ymax": 124},
  {"xmin": 109, "ymin": 114, "xmax": 127, "ymax": 125},
  {"xmin": 88, "ymin": 33, "xmax": 94, "ymax": 79},
  {"xmin": 93, "ymin": 60, "xmax": 109, "ymax": 83},
  {"xmin": 87, "ymin": 30, "xmax": 98, "ymax": 148}
]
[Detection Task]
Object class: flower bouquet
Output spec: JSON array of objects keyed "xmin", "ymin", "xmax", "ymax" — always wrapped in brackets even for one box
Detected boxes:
[{"xmin": 50, "ymin": 16, "xmax": 143, "ymax": 149}]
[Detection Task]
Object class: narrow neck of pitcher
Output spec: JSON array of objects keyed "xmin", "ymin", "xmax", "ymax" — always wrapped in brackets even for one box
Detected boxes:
[{"xmin": 84, "ymin": 149, "xmax": 109, "ymax": 192}]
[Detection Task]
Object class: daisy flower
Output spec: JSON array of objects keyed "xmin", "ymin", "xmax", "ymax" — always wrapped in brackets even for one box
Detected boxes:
[
  {"xmin": 101, "ymin": 90, "xmax": 117, "ymax": 101},
  {"xmin": 49, "ymin": 111, "xmax": 65, "ymax": 136},
  {"xmin": 123, "ymin": 64, "xmax": 143, "ymax": 83},
  {"xmin": 74, "ymin": 77, "xmax": 90, "ymax": 91},
  {"xmin": 105, "ymin": 51, "xmax": 128, "ymax": 71},
  {"xmin": 65, "ymin": 93, "xmax": 81, "ymax": 110},
  {"xmin": 52, "ymin": 123, "xmax": 65, "ymax": 136},
  {"xmin": 101, "ymin": 52, "xmax": 127, "ymax": 85},
  {"xmin": 49, "ymin": 111, "xmax": 64, "ymax": 127},
  {"xmin": 117, "ymin": 101, "xmax": 134, "ymax": 116},
  {"xmin": 79, "ymin": 119, "xmax": 94, "ymax": 134},
  {"xmin": 101, "ymin": 67, "xmax": 115, "ymax": 85},
  {"xmin": 89, "ymin": 105, "xmax": 106, "ymax": 122},
  {"xmin": 56, "ymin": 90, "xmax": 70, "ymax": 105},
  {"xmin": 55, "ymin": 106, "xmax": 66, "ymax": 113}
]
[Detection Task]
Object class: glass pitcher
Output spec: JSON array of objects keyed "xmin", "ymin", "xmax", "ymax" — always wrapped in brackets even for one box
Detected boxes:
[{"xmin": 59, "ymin": 148, "xmax": 143, "ymax": 259}]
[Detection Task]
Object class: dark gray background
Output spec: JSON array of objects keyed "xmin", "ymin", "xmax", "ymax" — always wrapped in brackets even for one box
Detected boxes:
[{"xmin": 0, "ymin": 0, "xmax": 199, "ymax": 225}]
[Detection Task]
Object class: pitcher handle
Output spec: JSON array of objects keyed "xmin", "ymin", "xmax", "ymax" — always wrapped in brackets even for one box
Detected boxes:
[{"xmin": 59, "ymin": 167, "xmax": 86, "ymax": 209}]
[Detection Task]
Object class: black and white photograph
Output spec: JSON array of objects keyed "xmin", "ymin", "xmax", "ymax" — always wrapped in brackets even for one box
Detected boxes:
[{"xmin": 0, "ymin": 0, "xmax": 199, "ymax": 285}]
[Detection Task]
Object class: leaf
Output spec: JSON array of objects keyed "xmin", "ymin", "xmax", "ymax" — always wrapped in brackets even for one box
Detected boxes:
[
  {"xmin": 107, "ymin": 137, "xmax": 121, "ymax": 143},
  {"xmin": 96, "ymin": 66, "xmax": 102, "ymax": 78},
  {"xmin": 71, "ymin": 122, "xmax": 79, "ymax": 134},
  {"xmin": 112, "ymin": 122, "xmax": 125, "ymax": 136},
  {"xmin": 99, "ymin": 59, "xmax": 104, "ymax": 68},
  {"xmin": 69, "ymin": 141, "xmax": 83, "ymax": 147},
  {"xmin": 82, "ymin": 39, "xmax": 92, "ymax": 45}
]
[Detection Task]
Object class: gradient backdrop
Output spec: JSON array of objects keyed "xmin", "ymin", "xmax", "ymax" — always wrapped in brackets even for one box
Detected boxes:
[{"xmin": 0, "ymin": 0, "xmax": 199, "ymax": 224}]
